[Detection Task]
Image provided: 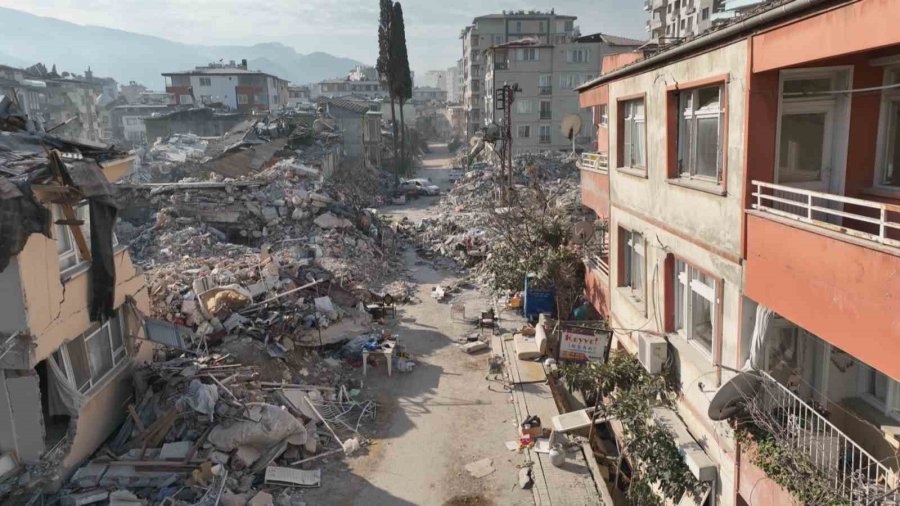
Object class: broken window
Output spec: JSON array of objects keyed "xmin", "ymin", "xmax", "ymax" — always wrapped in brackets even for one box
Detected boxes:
[
  {"xmin": 677, "ymin": 84, "xmax": 724, "ymax": 184},
  {"xmin": 54, "ymin": 202, "xmax": 118, "ymax": 278},
  {"xmin": 621, "ymin": 99, "xmax": 646, "ymax": 170},
  {"xmin": 672, "ymin": 259, "xmax": 717, "ymax": 355},
  {"xmin": 620, "ymin": 228, "xmax": 644, "ymax": 302},
  {"xmin": 56, "ymin": 311, "xmax": 127, "ymax": 394}
]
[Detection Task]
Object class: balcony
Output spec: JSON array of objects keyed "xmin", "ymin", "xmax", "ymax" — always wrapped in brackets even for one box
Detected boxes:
[
  {"xmin": 578, "ymin": 152, "xmax": 608, "ymax": 172},
  {"xmin": 539, "ymin": 86, "xmax": 552, "ymax": 95},
  {"xmin": 742, "ymin": 371, "xmax": 899, "ymax": 504},
  {"xmin": 539, "ymin": 110, "xmax": 552, "ymax": 120},
  {"xmin": 494, "ymin": 61, "xmax": 508, "ymax": 71},
  {"xmin": 539, "ymin": 136, "xmax": 551, "ymax": 144},
  {"xmin": 745, "ymin": 181, "xmax": 900, "ymax": 380}
]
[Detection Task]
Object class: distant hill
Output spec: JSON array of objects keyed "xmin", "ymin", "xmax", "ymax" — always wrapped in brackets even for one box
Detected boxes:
[{"xmin": 0, "ymin": 7, "xmax": 364, "ymax": 87}]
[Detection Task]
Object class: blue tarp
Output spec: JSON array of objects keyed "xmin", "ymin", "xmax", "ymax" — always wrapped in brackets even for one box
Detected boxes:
[{"xmin": 524, "ymin": 288, "xmax": 555, "ymax": 319}]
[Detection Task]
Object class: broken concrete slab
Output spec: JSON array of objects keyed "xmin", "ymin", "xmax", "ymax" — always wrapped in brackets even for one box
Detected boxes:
[
  {"xmin": 159, "ymin": 441, "xmax": 194, "ymax": 460},
  {"xmin": 264, "ymin": 466, "xmax": 321, "ymax": 488},
  {"xmin": 248, "ymin": 490, "xmax": 274, "ymax": 506},
  {"xmin": 462, "ymin": 341, "xmax": 489, "ymax": 354},
  {"xmin": 233, "ymin": 445, "xmax": 262, "ymax": 469},
  {"xmin": 464, "ymin": 458, "xmax": 495, "ymax": 478},
  {"xmin": 61, "ymin": 489, "xmax": 109, "ymax": 506},
  {"xmin": 313, "ymin": 212, "xmax": 352, "ymax": 229}
]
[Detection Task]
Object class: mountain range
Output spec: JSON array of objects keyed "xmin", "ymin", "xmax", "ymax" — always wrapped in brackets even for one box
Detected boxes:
[{"xmin": 0, "ymin": 7, "xmax": 364, "ymax": 88}]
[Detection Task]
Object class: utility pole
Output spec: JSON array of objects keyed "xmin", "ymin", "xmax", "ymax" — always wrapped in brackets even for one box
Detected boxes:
[{"xmin": 494, "ymin": 82, "xmax": 520, "ymax": 204}]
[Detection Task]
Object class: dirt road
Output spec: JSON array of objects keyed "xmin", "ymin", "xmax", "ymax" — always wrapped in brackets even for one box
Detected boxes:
[{"xmin": 301, "ymin": 144, "xmax": 532, "ymax": 505}]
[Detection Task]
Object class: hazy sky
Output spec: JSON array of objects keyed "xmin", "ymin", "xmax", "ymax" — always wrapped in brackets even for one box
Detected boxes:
[{"xmin": 0, "ymin": 0, "xmax": 647, "ymax": 76}]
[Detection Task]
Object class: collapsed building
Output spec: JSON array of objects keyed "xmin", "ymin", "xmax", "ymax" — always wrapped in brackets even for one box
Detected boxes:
[{"xmin": 0, "ymin": 102, "xmax": 153, "ymax": 491}]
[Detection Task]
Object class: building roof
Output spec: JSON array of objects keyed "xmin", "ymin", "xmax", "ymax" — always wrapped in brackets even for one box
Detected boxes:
[
  {"xmin": 473, "ymin": 11, "xmax": 576, "ymax": 21},
  {"xmin": 163, "ymin": 67, "xmax": 287, "ymax": 81},
  {"xmin": 578, "ymin": 33, "xmax": 647, "ymax": 46},
  {"xmin": 322, "ymin": 98, "xmax": 371, "ymax": 114},
  {"xmin": 575, "ymin": 0, "xmax": 807, "ymax": 92}
]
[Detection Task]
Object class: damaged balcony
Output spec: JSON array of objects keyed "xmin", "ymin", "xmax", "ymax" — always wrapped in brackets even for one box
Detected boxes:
[{"xmin": 745, "ymin": 181, "xmax": 900, "ymax": 382}]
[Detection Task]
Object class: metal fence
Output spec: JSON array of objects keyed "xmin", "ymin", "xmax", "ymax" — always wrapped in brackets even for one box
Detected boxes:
[{"xmin": 751, "ymin": 372, "xmax": 899, "ymax": 504}]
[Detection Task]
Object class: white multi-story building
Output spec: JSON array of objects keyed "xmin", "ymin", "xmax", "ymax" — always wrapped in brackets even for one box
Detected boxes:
[
  {"xmin": 461, "ymin": 10, "xmax": 579, "ymax": 138},
  {"xmin": 162, "ymin": 60, "xmax": 289, "ymax": 112},
  {"xmin": 483, "ymin": 32, "xmax": 644, "ymax": 155},
  {"xmin": 645, "ymin": 0, "xmax": 718, "ymax": 42}
]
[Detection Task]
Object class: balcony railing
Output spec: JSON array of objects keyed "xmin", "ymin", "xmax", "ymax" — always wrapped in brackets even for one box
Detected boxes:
[
  {"xmin": 748, "ymin": 372, "xmax": 899, "ymax": 504},
  {"xmin": 539, "ymin": 111, "xmax": 552, "ymax": 120},
  {"xmin": 579, "ymin": 152, "xmax": 609, "ymax": 172},
  {"xmin": 751, "ymin": 180, "xmax": 900, "ymax": 249},
  {"xmin": 539, "ymin": 136, "xmax": 551, "ymax": 144},
  {"xmin": 539, "ymin": 86, "xmax": 552, "ymax": 95}
]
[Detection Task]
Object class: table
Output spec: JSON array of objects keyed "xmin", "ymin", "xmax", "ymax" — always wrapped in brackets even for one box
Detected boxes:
[{"xmin": 362, "ymin": 338, "xmax": 399, "ymax": 377}]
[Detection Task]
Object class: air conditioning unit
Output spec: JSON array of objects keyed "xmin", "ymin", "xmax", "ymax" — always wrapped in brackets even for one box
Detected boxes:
[{"xmin": 637, "ymin": 333, "xmax": 668, "ymax": 374}]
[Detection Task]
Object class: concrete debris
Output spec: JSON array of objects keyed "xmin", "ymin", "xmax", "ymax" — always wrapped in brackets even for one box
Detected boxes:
[{"xmin": 464, "ymin": 458, "xmax": 496, "ymax": 479}]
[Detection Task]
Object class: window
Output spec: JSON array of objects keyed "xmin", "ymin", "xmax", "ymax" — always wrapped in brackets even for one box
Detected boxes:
[
  {"xmin": 620, "ymin": 229, "xmax": 645, "ymax": 302},
  {"xmin": 517, "ymin": 125, "xmax": 531, "ymax": 138},
  {"xmin": 859, "ymin": 364, "xmax": 900, "ymax": 418},
  {"xmin": 677, "ymin": 85, "xmax": 724, "ymax": 184},
  {"xmin": 567, "ymin": 49, "xmax": 592, "ymax": 64},
  {"xmin": 539, "ymin": 100, "xmax": 551, "ymax": 120},
  {"xmin": 877, "ymin": 68, "xmax": 900, "ymax": 189},
  {"xmin": 539, "ymin": 125, "xmax": 551, "ymax": 144},
  {"xmin": 516, "ymin": 21, "xmax": 522, "ymax": 32},
  {"xmin": 701, "ymin": 7, "xmax": 710, "ymax": 20},
  {"xmin": 57, "ymin": 312, "xmax": 127, "ymax": 394},
  {"xmin": 237, "ymin": 94, "xmax": 249, "ymax": 105},
  {"xmin": 559, "ymin": 74, "xmax": 578, "ymax": 90},
  {"xmin": 539, "ymin": 21, "xmax": 544, "ymax": 32},
  {"xmin": 516, "ymin": 48, "xmax": 539, "ymax": 62},
  {"xmin": 539, "ymin": 74, "xmax": 552, "ymax": 94},
  {"xmin": 199, "ymin": 77, "xmax": 212, "ymax": 86},
  {"xmin": 672, "ymin": 260, "xmax": 717, "ymax": 355},
  {"xmin": 620, "ymin": 99, "xmax": 646, "ymax": 170},
  {"xmin": 598, "ymin": 104, "xmax": 609, "ymax": 127},
  {"xmin": 516, "ymin": 99, "xmax": 534, "ymax": 114},
  {"xmin": 179, "ymin": 94, "xmax": 192, "ymax": 104}
]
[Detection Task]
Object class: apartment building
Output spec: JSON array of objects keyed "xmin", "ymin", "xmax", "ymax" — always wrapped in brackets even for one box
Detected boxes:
[
  {"xmin": 311, "ymin": 66, "xmax": 388, "ymax": 101},
  {"xmin": 162, "ymin": 60, "xmax": 289, "ymax": 112},
  {"xmin": 483, "ymin": 33, "xmax": 644, "ymax": 155},
  {"xmin": 461, "ymin": 10, "xmax": 578, "ymax": 138},
  {"xmin": 646, "ymin": 0, "xmax": 718, "ymax": 42},
  {"xmin": 578, "ymin": 0, "xmax": 900, "ymax": 504},
  {"xmin": 0, "ymin": 127, "xmax": 153, "ymax": 485},
  {"xmin": 449, "ymin": 59, "xmax": 464, "ymax": 104}
]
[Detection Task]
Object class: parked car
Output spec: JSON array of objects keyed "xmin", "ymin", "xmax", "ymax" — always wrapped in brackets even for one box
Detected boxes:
[{"xmin": 399, "ymin": 178, "xmax": 440, "ymax": 196}]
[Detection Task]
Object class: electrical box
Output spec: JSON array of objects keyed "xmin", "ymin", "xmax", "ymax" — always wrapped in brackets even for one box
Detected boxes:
[{"xmin": 637, "ymin": 333, "xmax": 668, "ymax": 375}]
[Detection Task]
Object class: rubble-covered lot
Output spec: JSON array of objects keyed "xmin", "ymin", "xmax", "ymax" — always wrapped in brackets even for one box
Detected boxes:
[{"xmin": 394, "ymin": 150, "xmax": 587, "ymax": 282}]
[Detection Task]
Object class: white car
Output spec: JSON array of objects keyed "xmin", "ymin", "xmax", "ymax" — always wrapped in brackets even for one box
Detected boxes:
[{"xmin": 400, "ymin": 178, "xmax": 440, "ymax": 196}]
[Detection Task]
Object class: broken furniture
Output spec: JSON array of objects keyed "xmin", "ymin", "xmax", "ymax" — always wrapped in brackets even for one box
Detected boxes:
[
  {"xmin": 366, "ymin": 293, "xmax": 396, "ymax": 320},
  {"xmin": 362, "ymin": 337, "xmax": 399, "ymax": 377},
  {"xmin": 479, "ymin": 308, "xmax": 498, "ymax": 335}
]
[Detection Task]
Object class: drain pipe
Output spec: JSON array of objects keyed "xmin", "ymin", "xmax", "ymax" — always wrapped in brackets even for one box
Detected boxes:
[{"xmin": 577, "ymin": 0, "xmax": 831, "ymax": 90}]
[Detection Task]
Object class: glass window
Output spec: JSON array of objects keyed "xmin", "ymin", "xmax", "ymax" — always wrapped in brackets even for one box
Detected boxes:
[
  {"xmin": 65, "ymin": 335, "xmax": 92, "ymax": 393},
  {"xmin": 598, "ymin": 104, "xmax": 609, "ymax": 127},
  {"xmin": 677, "ymin": 85, "xmax": 723, "ymax": 183},
  {"xmin": 622, "ymin": 229, "xmax": 645, "ymax": 300},
  {"xmin": 539, "ymin": 125, "xmax": 551, "ymax": 143},
  {"xmin": 622, "ymin": 99, "xmax": 646, "ymax": 169},
  {"xmin": 673, "ymin": 260, "xmax": 717, "ymax": 354},
  {"xmin": 778, "ymin": 113, "xmax": 826, "ymax": 183},
  {"xmin": 516, "ymin": 100, "xmax": 533, "ymax": 114},
  {"xmin": 517, "ymin": 125, "xmax": 531, "ymax": 138},
  {"xmin": 86, "ymin": 325, "xmax": 113, "ymax": 383}
]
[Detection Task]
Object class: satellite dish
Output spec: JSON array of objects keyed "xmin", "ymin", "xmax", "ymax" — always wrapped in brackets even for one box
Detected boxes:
[
  {"xmin": 570, "ymin": 221, "xmax": 596, "ymax": 245},
  {"xmin": 561, "ymin": 114, "xmax": 583, "ymax": 138},
  {"xmin": 708, "ymin": 371, "xmax": 763, "ymax": 421}
]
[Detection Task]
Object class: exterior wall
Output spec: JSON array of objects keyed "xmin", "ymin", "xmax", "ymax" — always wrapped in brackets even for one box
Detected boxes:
[
  {"xmin": 608, "ymin": 39, "xmax": 748, "ymax": 259},
  {"xmin": 0, "ymin": 257, "xmax": 27, "ymax": 335},
  {"xmin": 599, "ymin": 38, "xmax": 750, "ymax": 506},
  {"xmin": 330, "ymin": 108, "xmax": 365, "ymax": 157},
  {"xmin": 744, "ymin": 214, "xmax": 900, "ymax": 381},
  {"xmin": 647, "ymin": 0, "xmax": 716, "ymax": 41},
  {"xmin": 190, "ymin": 74, "xmax": 238, "ymax": 109},
  {"xmin": 580, "ymin": 168, "xmax": 610, "ymax": 219}
]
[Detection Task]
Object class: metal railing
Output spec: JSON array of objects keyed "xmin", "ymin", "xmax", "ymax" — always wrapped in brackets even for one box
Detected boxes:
[
  {"xmin": 539, "ymin": 136, "xmax": 551, "ymax": 144},
  {"xmin": 579, "ymin": 152, "xmax": 609, "ymax": 172},
  {"xmin": 539, "ymin": 86, "xmax": 552, "ymax": 95},
  {"xmin": 586, "ymin": 252, "xmax": 610, "ymax": 277},
  {"xmin": 540, "ymin": 111, "xmax": 552, "ymax": 120},
  {"xmin": 750, "ymin": 372, "xmax": 899, "ymax": 504},
  {"xmin": 751, "ymin": 180, "xmax": 900, "ymax": 249}
]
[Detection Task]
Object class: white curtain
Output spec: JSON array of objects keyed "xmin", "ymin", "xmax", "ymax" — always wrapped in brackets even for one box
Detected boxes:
[
  {"xmin": 46, "ymin": 355, "xmax": 85, "ymax": 417},
  {"xmin": 743, "ymin": 304, "xmax": 774, "ymax": 371}
]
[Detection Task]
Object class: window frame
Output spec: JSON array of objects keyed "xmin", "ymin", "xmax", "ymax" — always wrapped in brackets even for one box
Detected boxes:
[
  {"xmin": 874, "ymin": 65, "xmax": 900, "ymax": 192},
  {"xmin": 598, "ymin": 104, "xmax": 609, "ymax": 128},
  {"xmin": 538, "ymin": 124, "xmax": 551, "ymax": 144},
  {"xmin": 857, "ymin": 363, "xmax": 900, "ymax": 420},
  {"xmin": 617, "ymin": 95, "xmax": 647, "ymax": 175},
  {"xmin": 676, "ymin": 84, "xmax": 725, "ymax": 185},
  {"xmin": 198, "ymin": 77, "xmax": 212, "ymax": 87},
  {"xmin": 517, "ymin": 124, "xmax": 531, "ymax": 138},
  {"xmin": 54, "ymin": 202, "xmax": 119, "ymax": 279},
  {"xmin": 56, "ymin": 311, "xmax": 128, "ymax": 396},
  {"xmin": 670, "ymin": 257, "xmax": 720, "ymax": 358},
  {"xmin": 618, "ymin": 227, "xmax": 646, "ymax": 307}
]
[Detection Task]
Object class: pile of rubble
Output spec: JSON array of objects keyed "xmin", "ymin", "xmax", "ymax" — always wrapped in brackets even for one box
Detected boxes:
[
  {"xmin": 129, "ymin": 134, "xmax": 210, "ymax": 183},
  {"xmin": 55, "ymin": 354, "xmax": 376, "ymax": 505},
  {"xmin": 397, "ymin": 151, "xmax": 582, "ymax": 272}
]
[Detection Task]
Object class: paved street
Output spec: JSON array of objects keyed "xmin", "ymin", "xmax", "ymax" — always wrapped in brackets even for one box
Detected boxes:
[{"xmin": 301, "ymin": 144, "xmax": 533, "ymax": 505}]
